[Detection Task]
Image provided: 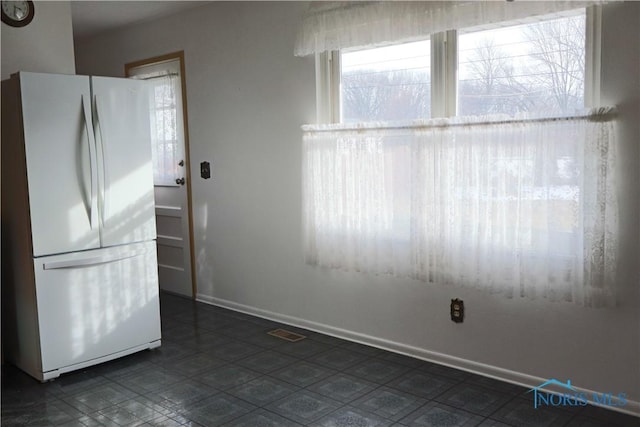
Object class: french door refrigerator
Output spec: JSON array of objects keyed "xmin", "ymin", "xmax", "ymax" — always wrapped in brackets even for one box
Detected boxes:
[{"xmin": 1, "ymin": 72, "xmax": 161, "ymax": 381}]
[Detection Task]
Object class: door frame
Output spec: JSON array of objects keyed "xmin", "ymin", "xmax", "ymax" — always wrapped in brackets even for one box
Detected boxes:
[{"xmin": 125, "ymin": 51, "xmax": 197, "ymax": 299}]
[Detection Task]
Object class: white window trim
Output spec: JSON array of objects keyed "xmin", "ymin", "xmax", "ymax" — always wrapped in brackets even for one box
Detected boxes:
[
  {"xmin": 431, "ymin": 30, "xmax": 458, "ymax": 118},
  {"xmin": 585, "ymin": 5, "xmax": 602, "ymax": 107},
  {"xmin": 316, "ymin": 6, "xmax": 602, "ymax": 124},
  {"xmin": 315, "ymin": 51, "xmax": 340, "ymax": 124}
]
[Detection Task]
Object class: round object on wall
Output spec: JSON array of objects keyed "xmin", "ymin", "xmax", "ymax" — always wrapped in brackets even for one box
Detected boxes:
[{"xmin": 1, "ymin": 1, "xmax": 35, "ymax": 28}]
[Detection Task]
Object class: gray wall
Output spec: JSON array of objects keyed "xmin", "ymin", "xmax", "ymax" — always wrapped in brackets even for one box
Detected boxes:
[
  {"xmin": 74, "ymin": 1, "xmax": 640, "ymax": 408},
  {"xmin": 1, "ymin": 1, "xmax": 75, "ymax": 80}
]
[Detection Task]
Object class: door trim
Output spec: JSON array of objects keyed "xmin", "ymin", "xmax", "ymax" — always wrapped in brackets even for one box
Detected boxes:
[{"xmin": 125, "ymin": 51, "xmax": 197, "ymax": 299}]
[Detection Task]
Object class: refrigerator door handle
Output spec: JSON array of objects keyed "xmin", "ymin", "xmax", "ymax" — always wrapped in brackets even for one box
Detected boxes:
[
  {"xmin": 43, "ymin": 248, "xmax": 148, "ymax": 270},
  {"xmin": 81, "ymin": 95, "xmax": 98, "ymax": 230},
  {"xmin": 93, "ymin": 95, "xmax": 108, "ymax": 229}
]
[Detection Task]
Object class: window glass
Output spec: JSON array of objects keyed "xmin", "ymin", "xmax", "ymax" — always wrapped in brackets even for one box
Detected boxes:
[
  {"xmin": 148, "ymin": 76, "xmax": 181, "ymax": 185},
  {"xmin": 128, "ymin": 60, "xmax": 185, "ymax": 186},
  {"xmin": 341, "ymin": 40, "xmax": 431, "ymax": 122},
  {"xmin": 458, "ymin": 11, "xmax": 586, "ymax": 117}
]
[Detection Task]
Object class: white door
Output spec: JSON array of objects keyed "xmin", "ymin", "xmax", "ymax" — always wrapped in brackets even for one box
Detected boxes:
[
  {"xmin": 20, "ymin": 72, "xmax": 101, "ymax": 257},
  {"xmin": 34, "ymin": 241, "xmax": 161, "ymax": 374},
  {"xmin": 126, "ymin": 55, "xmax": 194, "ymax": 298},
  {"xmin": 91, "ymin": 77, "xmax": 157, "ymax": 248}
]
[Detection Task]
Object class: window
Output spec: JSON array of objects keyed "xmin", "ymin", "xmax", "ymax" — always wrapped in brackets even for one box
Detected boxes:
[
  {"xmin": 341, "ymin": 40, "xmax": 431, "ymax": 122},
  {"xmin": 305, "ymin": 6, "xmax": 616, "ymax": 306},
  {"xmin": 320, "ymin": 9, "xmax": 597, "ymax": 122},
  {"xmin": 458, "ymin": 10, "xmax": 586, "ymax": 116}
]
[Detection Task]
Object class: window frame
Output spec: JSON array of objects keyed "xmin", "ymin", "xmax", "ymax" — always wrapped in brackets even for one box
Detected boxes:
[{"xmin": 316, "ymin": 5, "xmax": 601, "ymax": 124}]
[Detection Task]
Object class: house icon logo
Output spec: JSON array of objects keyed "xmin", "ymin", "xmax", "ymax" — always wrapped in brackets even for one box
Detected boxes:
[
  {"xmin": 528, "ymin": 379, "xmax": 578, "ymax": 409},
  {"xmin": 528, "ymin": 378, "xmax": 627, "ymax": 409}
]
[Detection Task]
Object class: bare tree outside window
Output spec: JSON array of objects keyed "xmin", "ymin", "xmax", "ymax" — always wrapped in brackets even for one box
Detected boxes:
[
  {"xmin": 459, "ymin": 38, "xmax": 537, "ymax": 115},
  {"xmin": 341, "ymin": 40, "xmax": 431, "ymax": 122},
  {"xmin": 459, "ymin": 11, "xmax": 586, "ymax": 117},
  {"xmin": 342, "ymin": 69, "xmax": 431, "ymax": 122},
  {"xmin": 524, "ymin": 14, "xmax": 585, "ymax": 113}
]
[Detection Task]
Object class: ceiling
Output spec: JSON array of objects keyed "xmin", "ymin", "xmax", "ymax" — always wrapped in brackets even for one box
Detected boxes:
[{"xmin": 71, "ymin": 1, "xmax": 207, "ymax": 40}]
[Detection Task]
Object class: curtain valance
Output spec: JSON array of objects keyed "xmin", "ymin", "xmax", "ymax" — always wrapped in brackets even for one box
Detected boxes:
[{"xmin": 295, "ymin": 0, "xmax": 603, "ymax": 56}]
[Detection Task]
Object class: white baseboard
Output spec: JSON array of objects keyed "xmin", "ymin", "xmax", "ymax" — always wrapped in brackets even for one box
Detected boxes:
[{"xmin": 196, "ymin": 293, "xmax": 640, "ymax": 418}]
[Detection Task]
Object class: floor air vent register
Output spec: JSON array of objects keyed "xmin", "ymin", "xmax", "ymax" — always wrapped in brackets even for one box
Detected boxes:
[{"xmin": 267, "ymin": 329, "xmax": 306, "ymax": 342}]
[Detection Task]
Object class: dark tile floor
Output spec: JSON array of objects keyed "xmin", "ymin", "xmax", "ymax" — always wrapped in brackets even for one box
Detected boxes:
[{"xmin": 1, "ymin": 293, "xmax": 637, "ymax": 426}]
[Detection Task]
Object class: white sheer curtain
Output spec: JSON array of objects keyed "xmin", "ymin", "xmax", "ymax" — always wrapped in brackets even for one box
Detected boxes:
[
  {"xmin": 303, "ymin": 111, "xmax": 618, "ymax": 306},
  {"xmin": 303, "ymin": 128, "xmax": 412, "ymax": 274},
  {"xmin": 295, "ymin": 1, "xmax": 603, "ymax": 56},
  {"xmin": 147, "ymin": 73, "xmax": 180, "ymax": 185}
]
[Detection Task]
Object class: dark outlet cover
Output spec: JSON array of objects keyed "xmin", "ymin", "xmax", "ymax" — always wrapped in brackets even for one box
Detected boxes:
[
  {"xmin": 201, "ymin": 161, "xmax": 211, "ymax": 179},
  {"xmin": 451, "ymin": 298, "xmax": 464, "ymax": 323}
]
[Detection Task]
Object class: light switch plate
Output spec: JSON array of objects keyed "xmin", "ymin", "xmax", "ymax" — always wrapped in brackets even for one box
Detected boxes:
[{"xmin": 200, "ymin": 161, "xmax": 211, "ymax": 179}]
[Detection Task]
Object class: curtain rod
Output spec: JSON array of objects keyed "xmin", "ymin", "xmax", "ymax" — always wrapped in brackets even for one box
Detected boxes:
[{"xmin": 302, "ymin": 110, "xmax": 616, "ymax": 134}]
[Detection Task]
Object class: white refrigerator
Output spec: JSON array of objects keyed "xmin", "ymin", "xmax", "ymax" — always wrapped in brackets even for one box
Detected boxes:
[{"xmin": 1, "ymin": 72, "xmax": 162, "ymax": 381}]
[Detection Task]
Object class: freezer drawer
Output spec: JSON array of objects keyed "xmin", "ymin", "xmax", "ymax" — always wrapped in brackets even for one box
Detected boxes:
[{"xmin": 33, "ymin": 241, "xmax": 161, "ymax": 376}]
